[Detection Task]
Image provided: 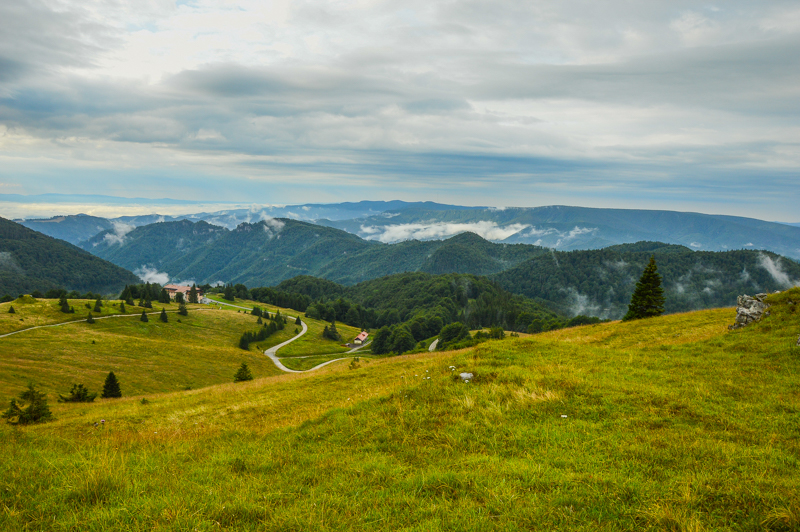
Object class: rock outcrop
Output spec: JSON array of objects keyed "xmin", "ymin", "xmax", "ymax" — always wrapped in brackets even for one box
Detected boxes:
[{"xmin": 729, "ymin": 294, "xmax": 770, "ymax": 330}]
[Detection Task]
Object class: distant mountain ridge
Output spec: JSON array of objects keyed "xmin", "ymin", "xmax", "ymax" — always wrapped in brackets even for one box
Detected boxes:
[
  {"xmin": 81, "ymin": 219, "xmax": 547, "ymax": 286},
  {"xmin": 14, "ymin": 201, "xmax": 800, "ymax": 261},
  {"xmin": 78, "ymin": 216, "xmax": 800, "ymax": 319},
  {"xmin": 0, "ymin": 217, "xmax": 140, "ymax": 296}
]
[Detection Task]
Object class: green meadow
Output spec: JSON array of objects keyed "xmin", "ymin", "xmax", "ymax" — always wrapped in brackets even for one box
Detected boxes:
[{"xmin": 1, "ymin": 289, "xmax": 799, "ymax": 530}]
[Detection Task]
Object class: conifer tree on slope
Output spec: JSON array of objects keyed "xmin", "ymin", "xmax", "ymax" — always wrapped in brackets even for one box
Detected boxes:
[
  {"xmin": 623, "ymin": 256, "xmax": 666, "ymax": 321},
  {"xmin": 102, "ymin": 372, "xmax": 122, "ymax": 398}
]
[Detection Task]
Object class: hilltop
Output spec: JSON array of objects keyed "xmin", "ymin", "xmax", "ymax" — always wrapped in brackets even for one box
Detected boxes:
[
  {"xmin": 1, "ymin": 287, "xmax": 798, "ymax": 530},
  {"xmin": 0, "ymin": 217, "xmax": 140, "ymax": 297}
]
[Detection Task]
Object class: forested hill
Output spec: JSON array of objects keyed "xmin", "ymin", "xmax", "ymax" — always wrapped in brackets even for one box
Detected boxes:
[
  {"xmin": 82, "ymin": 219, "xmax": 548, "ymax": 286},
  {"xmin": 0, "ymin": 217, "xmax": 140, "ymax": 297},
  {"xmin": 271, "ymin": 272, "xmax": 561, "ymax": 333},
  {"xmin": 492, "ymin": 242, "xmax": 800, "ymax": 319}
]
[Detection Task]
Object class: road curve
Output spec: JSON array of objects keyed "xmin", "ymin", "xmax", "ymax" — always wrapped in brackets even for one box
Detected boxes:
[{"xmin": 262, "ymin": 320, "xmax": 361, "ymax": 373}]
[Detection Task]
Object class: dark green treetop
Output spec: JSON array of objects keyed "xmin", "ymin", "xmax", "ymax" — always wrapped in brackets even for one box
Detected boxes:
[
  {"xmin": 234, "ymin": 363, "xmax": 253, "ymax": 382},
  {"xmin": 102, "ymin": 372, "xmax": 122, "ymax": 398},
  {"xmin": 2, "ymin": 383, "xmax": 52, "ymax": 424},
  {"xmin": 622, "ymin": 256, "xmax": 666, "ymax": 321}
]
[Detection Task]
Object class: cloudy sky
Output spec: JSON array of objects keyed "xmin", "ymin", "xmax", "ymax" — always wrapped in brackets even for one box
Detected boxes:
[{"xmin": 1, "ymin": 0, "xmax": 798, "ymax": 220}]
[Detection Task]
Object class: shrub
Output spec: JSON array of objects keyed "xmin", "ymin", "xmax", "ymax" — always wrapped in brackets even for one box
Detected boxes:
[
  {"xmin": 59, "ymin": 384, "xmax": 97, "ymax": 403},
  {"xmin": 178, "ymin": 303, "xmax": 188, "ymax": 316},
  {"xmin": 233, "ymin": 363, "xmax": 253, "ymax": 382},
  {"xmin": 2, "ymin": 383, "xmax": 52, "ymax": 424}
]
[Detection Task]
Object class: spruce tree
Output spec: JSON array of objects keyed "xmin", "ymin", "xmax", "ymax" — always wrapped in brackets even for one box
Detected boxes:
[
  {"xmin": 59, "ymin": 384, "xmax": 97, "ymax": 403},
  {"xmin": 233, "ymin": 363, "xmax": 253, "ymax": 382},
  {"xmin": 2, "ymin": 383, "xmax": 52, "ymax": 424},
  {"xmin": 159, "ymin": 288, "xmax": 170, "ymax": 304},
  {"xmin": 140, "ymin": 310, "xmax": 149, "ymax": 322},
  {"xmin": 188, "ymin": 284, "xmax": 199, "ymax": 304},
  {"xmin": 86, "ymin": 312, "xmax": 95, "ymax": 324},
  {"xmin": 120, "ymin": 301, "xmax": 126, "ymax": 313},
  {"xmin": 59, "ymin": 294, "xmax": 71, "ymax": 313},
  {"xmin": 175, "ymin": 292, "xmax": 185, "ymax": 304},
  {"xmin": 160, "ymin": 308, "xmax": 168, "ymax": 323},
  {"xmin": 7, "ymin": 305, "xmax": 14, "ymax": 314},
  {"xmin": 102, "ymin": 372, "xmax": 122, "ymax": 398},
  {"xmin": 295, "ymin": 315, "xmax": 302, "ymax": 326},
  {"xmin": 93, "ymin": 297, "xmax": 102, "ymax": 313},
  {"xmin": 623, "ymin": 256, "xmax": 666, "ymax": 321},
  {"xmin": 178, "ymin": 303, "xmax": 188, "ymax": 316}
]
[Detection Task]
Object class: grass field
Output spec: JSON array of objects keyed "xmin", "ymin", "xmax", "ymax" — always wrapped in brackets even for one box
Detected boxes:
[
  {"xmin": 1, "ymin": 289, "xmax": 799, "ymax": 530},
  {"xmin": 0, "ymin": 305, "xmax": 286, "ymax": 402},
  {"xmin": 0, "ymin": 296, "xmax": 207, "ymax": 335}
]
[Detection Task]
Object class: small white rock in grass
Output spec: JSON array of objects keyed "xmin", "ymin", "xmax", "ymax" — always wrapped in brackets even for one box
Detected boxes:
[
  {"xmin": 561, "ymin": 415, "xmax": 568, "ymax": 418},
  {"xmin": 459, "ymin": 372, "xmax": 473, "ymax": 382}
]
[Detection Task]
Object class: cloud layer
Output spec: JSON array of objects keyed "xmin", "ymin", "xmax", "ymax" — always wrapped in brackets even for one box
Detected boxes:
[{"xmin": 1, "ymin": 1, "xmax": 799, "ymax": 219}]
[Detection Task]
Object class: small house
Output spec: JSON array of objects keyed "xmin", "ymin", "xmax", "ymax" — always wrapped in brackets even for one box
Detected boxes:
[
  {"xmin": 164, "ymin": 284, "xmax": 203, "ymax": 300},
  {"xmin": 353, "ymin": 331, "xmax": 369, "ymax": 345}
]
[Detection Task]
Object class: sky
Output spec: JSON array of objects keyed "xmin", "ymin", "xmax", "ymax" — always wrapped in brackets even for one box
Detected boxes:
[{"xmin": 0, "ymin": 0, "xmax": 798, "ymax": 221}]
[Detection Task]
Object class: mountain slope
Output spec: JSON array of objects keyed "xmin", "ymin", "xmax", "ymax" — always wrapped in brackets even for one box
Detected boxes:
[
  {"xmin": 493, "ymin": 242, "xmax": 800, "ymax": 318},
  {"xmin": 83, "ymin": 220, "xmax": 547, "ymax": 286},
  {"xmin": 0, "ymin": 217, "xmax": 140, "ymax": 296}
]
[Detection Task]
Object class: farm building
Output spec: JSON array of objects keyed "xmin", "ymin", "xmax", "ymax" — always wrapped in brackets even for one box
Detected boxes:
[{"xmin": 353, "ymin": 331, "xmax": 369, "ymax": 345}]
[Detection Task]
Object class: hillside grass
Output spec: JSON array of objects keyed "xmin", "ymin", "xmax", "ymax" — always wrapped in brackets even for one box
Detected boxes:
[
  {"xmin": 1, "ymin": 289, "xmax": 799, "ymax": 530},
  {"xmin": 0, "ymin": 296, "xmax": 206, "ymax": 335},
  {"xmin": 0, "ymin": 308, "xmax": 285, "ymax": 402}
]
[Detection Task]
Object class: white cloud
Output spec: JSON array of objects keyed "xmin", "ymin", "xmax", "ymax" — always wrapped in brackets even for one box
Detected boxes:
[
  {"xmin": 103, "ymin": 221, "xmax": 135, "ymax": 245},
  {"xmin": 360, "ymin": 221, "xmax": 529, "ymax": 243},
  {"xmin": 690, "ymin": 242, "xmax": 702, "ymax": 248},
  {"xmin": 757, "ymin": 253, "xmax": 799, "ymax": 288},
  {"xmin": 134, "ymin": 266, "xmax": 170, "ymax": 285}
]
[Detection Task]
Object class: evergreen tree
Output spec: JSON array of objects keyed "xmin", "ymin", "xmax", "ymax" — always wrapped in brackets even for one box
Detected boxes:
[
  {"xmin": 120, "ymin": 301, "xmax": 126, "ymax": 313},
  {"xmin": 160, "ymin": 308, "xmax": 168, "ymax": 323},
  {"xmin": 140, "ymin": 310, "xmax": 149, "ymax": 322},
  {"xmin": 623, "ymin": 256, "xmax": 666, "ymax": 321},
  {"xmin": 233, "ymin": 363, "xmax": 253, "ymax": 382},
  {"xmin": 86, "ymin": 312, "xmax": 95, "ymax": 324},
  {"xmin": 143, "ymin": 293, "xmax": 153, "ymax": 309},
  {"xmin": 389, "ymin": 325, "xmax": 415, "ymax": 354},
  {"xmin": 159, "ymin": 288, "xmax": 170, "ymax": 304},
  {"xmin": 188, "ymin": 284, "xmax": 199, "ymax": 304},
  {"xmin": 7, "ymin": 305, "xmax": 14, "ymax": 314},
  {"xmin": 59, "ymin": 293, "xmax": 71, "ymax": 313},
  {"xmin": 178, "ymin": 303, "xmax": 188, "ymax": 316},
  {"xmin": 58, "ymin": 384, "xmax": 97, "ymax": 403},
  {"xmin": 223, "ymin": 284, "xmax": 235, "ymax": 301},
  {"xmin": 257, "ymin": 316, "xmax": 263, "ymax": 324},
  {"xmin": 2, "ymin": 383, "xmax": 52, "ymax": 425},
  {"xmin": 126, "ymin": 295, "xmax": 134, "ymax": 306},
  {"xmin": 93, "ymin": 297, "xmax": 103, "ymax": 313},
  {"xmin": 295, "ymin": 315, "xmax": 302, "ymax": 326},
  {"xmin": 175, "ymin": 292, "xmax": 185, "ymax": 304},
  {"xmin": 102, "ymin": 372, "xmax": 122, "ymax": 398},
  {"xmin": 370, "ymin": 326, "xmax": 392, "ymax": 354}
]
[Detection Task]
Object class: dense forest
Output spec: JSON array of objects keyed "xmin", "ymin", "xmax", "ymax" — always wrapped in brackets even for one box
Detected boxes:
[
  {"xmin": 493, "ymin": 242, "xmax": 800, "ymax": 318},
  {"xmin": 0, "ymin": 217, "xmax": 140, "ymax": 297}
]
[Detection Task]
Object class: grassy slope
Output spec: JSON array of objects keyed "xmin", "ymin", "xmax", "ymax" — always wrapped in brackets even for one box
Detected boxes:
[
  {"xmin": 0, "ymin": 301, "xmax": 289, "ymax": 402},
  {"xmin": 1, "ymin": 289, "xmax": 799, "ymax": 530}
]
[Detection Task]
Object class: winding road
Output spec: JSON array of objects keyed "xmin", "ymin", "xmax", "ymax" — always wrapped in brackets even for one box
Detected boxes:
[{"xmin": 3, "ymin": 297, "xmax": 361, "ymax": 373}]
